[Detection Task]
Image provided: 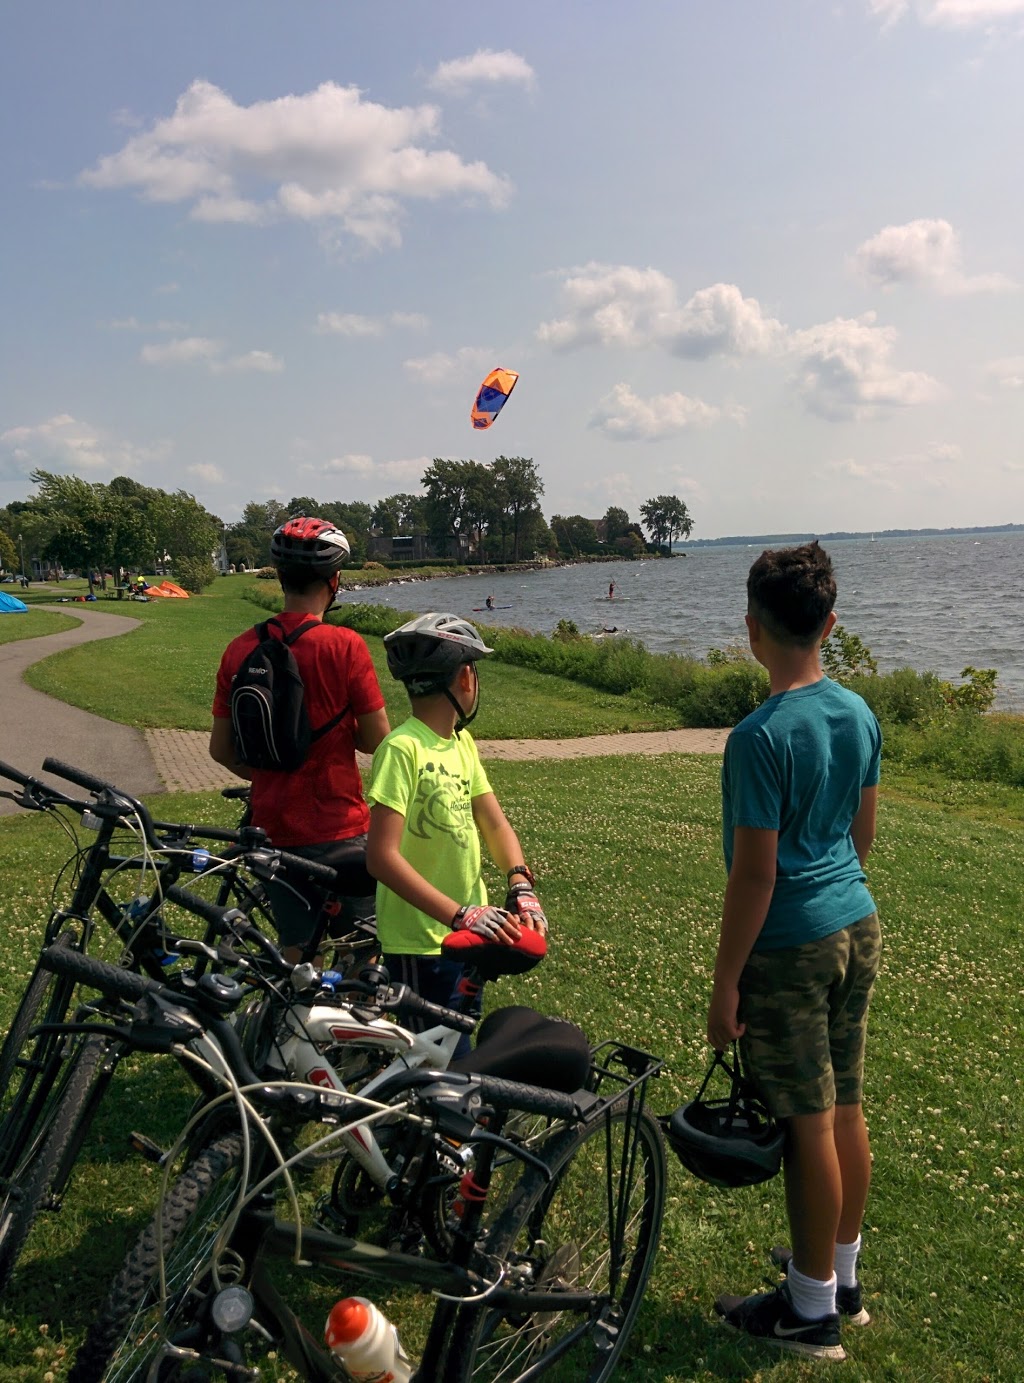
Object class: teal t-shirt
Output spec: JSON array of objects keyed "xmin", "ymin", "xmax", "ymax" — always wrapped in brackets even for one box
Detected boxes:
[
  {"xmin": 367, "ymin": 717, "xmax": 493, "ymax": 954},
  {"xmin": 722, "ymin": 677, "xmax": 882, "ymax": 951}
]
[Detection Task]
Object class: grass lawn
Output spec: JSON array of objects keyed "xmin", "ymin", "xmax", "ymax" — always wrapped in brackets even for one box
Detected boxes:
[
  {"xmin": 0, "ymin": 762, "xmax": 1020, "ymax": 1381},
  {"xmin": 0, "ymin": 610, "xmax": 81, "ymax": 644},
  {"xmin": 22, "ymin": 575, "xmax": 678, "ymax": 739}
]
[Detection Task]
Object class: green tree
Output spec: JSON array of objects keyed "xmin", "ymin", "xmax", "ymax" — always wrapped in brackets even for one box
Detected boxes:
[
  {"xmin": 640, "ymin": 495, "xmax": 693, "ymax": 554},
  {"xmin": 493, "ymin": 456, "xmax": 545, "ymax": 562},
  {"xmin": 150, "ymin": 490, "xmax": 221, "ymax": 565},
  {"xmin": 602, "ymin": 505, "xmax": 631, "ymax": 545},
  {"xmin": 422, "ymin": 459, "xmax": 479, "ymax": 557},
  {"xmin": 0, "ymin": 528, "xmax": 18, "ymax": 573},
  {"xmin": 551, "ymin": 514, "xmax": 600, "ymax": 557}
]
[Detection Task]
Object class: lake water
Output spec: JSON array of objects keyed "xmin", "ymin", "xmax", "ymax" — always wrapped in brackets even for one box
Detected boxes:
[{"xmin": 344, "ymin": 532, "xmax": 1024, "ymax": 711}]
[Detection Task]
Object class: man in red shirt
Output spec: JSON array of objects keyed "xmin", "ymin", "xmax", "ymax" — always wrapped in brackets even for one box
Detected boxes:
[{"xmin": 210, "ymin": 516, "xmax": 390, "ymax": 960}]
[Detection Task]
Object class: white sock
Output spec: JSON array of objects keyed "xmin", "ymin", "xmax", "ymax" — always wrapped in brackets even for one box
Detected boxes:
[
  {"xmin": 834, "ymin": 1235, "xmax": 861, "ymax": 1289},
  {"xmin": 786, "ymin": 1264, "xmax": 838, "ymax": 1321}
]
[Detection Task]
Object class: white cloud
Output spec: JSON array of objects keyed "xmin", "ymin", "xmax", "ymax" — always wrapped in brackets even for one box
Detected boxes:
[
  {"xmin": 987, "ymin": 356, "xmax": 1024, "ymax": 388},
  {"xmin": 140, "ymin": 337, "xmax": 284, "ymax": 373},
  {"xmin": 80, "ymin": 79, "xmax": 512, "ymax": 250},
  {"xmin": 403, "ymin": 346, "xmax": 494, "ymax": 385},
  {"xmin": 589, "ymin": 383, "xmax": 722, "ymax": 441},
  {"xmin": 428, "ymin": 49, "xmax": 536, "ymax": 95},
  {"xmin": 187, "ymin": 463, "xmax": 225, "ymax": 483},
  {"xmin": 0, "ymin": 414, "xmax": 170, "ymax": 481},
  {"xmin": 869, "ymin": 0, "xmax": 1024, "ymax": 27},
  {"xmin": 105, "ymin": 316, "xmax": 188, "ymax": 332},
  {"xmin": 538, "ymin": 264, "xmax": 785, "ymax": 358},
  {"xmin": 853, "ymin": 219, "xmax": 1015, "ymax": 294},
  {"xmin": 828, "ymin": 441, "xmax": 960, "ymax": 488},
  {"xmin": 141, "ymin": 336, "xmax": 222, "ymax": 366},
  {"xmin": 305, "ymin": 453, "xmax": 427, "ymax": 486},
  {"xmin": 316, "ymin": 310, "xmax": 428, "ymax": 336},
  {"xmin": 789, "ymin": 312, "xmax": 943, "ymax": 419}
]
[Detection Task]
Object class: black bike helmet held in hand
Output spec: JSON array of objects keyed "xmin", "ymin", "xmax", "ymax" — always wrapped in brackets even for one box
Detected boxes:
[
  {"xmin": 270, "ymin": 516, "xmax": 350, "ymax": 577},
  {"xmin": 384, "ymin": 613, "xmax": 494, "ymax": 695},
  {"xmin": 661, "ymin": 1045, "xmax": 784, "ymax": 1188}
]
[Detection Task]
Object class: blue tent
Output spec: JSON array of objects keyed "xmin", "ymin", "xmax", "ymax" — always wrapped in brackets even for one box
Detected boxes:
[{"xmin": 0, "ymin": 591, "xmax": 28, "ymax": 613}]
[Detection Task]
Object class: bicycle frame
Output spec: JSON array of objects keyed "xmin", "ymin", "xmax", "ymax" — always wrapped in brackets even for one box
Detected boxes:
[{"xmin": 265, "ymin": 1001, "xmax": 465, "ymax": 1187}]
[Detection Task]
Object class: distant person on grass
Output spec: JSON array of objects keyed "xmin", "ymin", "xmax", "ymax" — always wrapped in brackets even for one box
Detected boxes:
[
  {"xmin": 366, "ymin": 613, "xmax": 546, "ymax": 1046},
  {"xmin": 209, "ymin": 516, "xmax": 390, "ymax": 962},
  {"xmin": 706, "ymin": 541, "xmax": 882, "ymax": 1362}
]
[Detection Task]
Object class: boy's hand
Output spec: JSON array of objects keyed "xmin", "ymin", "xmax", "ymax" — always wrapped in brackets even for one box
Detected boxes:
[
  {"xmin": 504, "ymin": 883, "xmax": 548, "ymax": 936},
  {"xmin": 707, "ymin": 981, "xmax": 745, "ymax": 1051},
  {"xmin": 451, "ymin": 905, "xmax": 521, "ymax": 944}
]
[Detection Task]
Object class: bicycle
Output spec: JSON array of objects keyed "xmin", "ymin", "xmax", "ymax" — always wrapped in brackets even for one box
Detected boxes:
[
  {"xmin": 40, "ymin": 945, "xmax": 666, "ymax": 1383},
  {"xmin": 0, "ymin": 759, "xmax": 378, "ymax": 1295}
]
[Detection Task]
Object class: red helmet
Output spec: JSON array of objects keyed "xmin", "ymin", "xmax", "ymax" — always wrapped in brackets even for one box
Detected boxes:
[{"xmin": 270, "ymin": 516, "xmax": 350, "ymax": 577}]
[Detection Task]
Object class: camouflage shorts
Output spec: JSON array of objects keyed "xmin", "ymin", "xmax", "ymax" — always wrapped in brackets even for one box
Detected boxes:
[{"xmin": 738, "ymin": 914, "xmax": 881, "ymax": 1119}]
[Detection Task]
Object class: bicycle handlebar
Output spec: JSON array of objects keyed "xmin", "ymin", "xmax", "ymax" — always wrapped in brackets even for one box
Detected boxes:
[
  {"xmin": 41, "ymin": 757, "xmax": 164, "ymax": 848},
  {"xmin": 163, "ymin": 885, "xmax": 291, "ymax": 975},
  {"xmin": 40, "ymin": 944, "xmax": 160, "ymax": 1003},
  {"xmin": 384, "ymin": 984, "xmax": 476, "ymax": 1035},
  {"xmin": 0, "ymin": 759, "xmax": 33, "ymax": 789}
]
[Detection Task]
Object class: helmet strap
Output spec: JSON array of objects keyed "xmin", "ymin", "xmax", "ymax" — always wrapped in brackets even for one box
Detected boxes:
[{"xmin": 445, "ymin": 664, "xmax": 480, "ymax": 736}]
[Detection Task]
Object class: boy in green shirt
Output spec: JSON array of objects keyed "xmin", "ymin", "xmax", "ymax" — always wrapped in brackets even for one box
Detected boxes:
[{"xmin": 366, "ymin": 613, "xmax": 546, "ymax": 1026}]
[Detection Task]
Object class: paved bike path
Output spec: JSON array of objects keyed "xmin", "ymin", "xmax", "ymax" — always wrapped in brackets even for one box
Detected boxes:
[
  {"xmin": 0, "ymin": 606, "xmax": 163, "ymax": 816},
  {"xmin": 1, "ymin": 606, "xmax": 727, "ymax": 807}
]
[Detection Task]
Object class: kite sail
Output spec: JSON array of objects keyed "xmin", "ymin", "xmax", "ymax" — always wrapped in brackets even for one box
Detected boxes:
[{"xmin": 471, "ymin": 367, "xmax": 519, "ymax": 430}]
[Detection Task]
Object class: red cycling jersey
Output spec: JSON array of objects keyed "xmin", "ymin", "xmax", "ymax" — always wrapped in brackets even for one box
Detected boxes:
[{"xmin": 213, "ymin": 612, "xmax": 384, "ymax": 847}]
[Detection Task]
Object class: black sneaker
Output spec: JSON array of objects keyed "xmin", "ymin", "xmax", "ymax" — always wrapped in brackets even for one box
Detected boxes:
[
  {"xmin": 715, "ymin": 1282, "xmax": 845, "ymax": 1361},
  {"xmin": 770, "ymin": 1245, "xmax": 871, "ymax": 1326}
]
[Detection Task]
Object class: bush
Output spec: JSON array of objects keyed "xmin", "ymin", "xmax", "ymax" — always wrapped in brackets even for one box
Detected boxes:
[
  {"xmin": 255, "ymin": 566, "xmax": 277, "ymax": 580},
  {"xmin": 172, "ymin": 556, "xmax": 216, "ymax": 594}
]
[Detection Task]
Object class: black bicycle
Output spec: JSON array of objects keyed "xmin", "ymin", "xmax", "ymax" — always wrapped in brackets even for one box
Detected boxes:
[{"xmin": 33, "ymin": 945, "xmax": 667, "ymax": 1383}]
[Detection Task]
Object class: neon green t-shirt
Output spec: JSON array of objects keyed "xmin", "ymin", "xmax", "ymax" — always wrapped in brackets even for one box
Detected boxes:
[{"xmin": 367, "ymin": 717, "xmax": 493, "ymax": 954}]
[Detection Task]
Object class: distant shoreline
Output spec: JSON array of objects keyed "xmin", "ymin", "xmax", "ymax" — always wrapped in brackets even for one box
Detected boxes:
[{"xmin": 681, "ymin": 523, "xmax": 1024, "ymax": 548}]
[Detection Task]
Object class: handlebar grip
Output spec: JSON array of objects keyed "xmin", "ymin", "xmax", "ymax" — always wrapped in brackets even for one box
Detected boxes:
[
  {"xmin": 41, "ymin": 758, "xmax": 116, "ymax": 796},
  {"xmin": 274, "ymin": 850, "xmax": 343, "ymax": 886},
  {"xmin": 0, "ymin": 760, "xmax": 33, "ymax": 788},
  {"xmin": 164, "ymin": 885, "xmax": 238, "ymax": 929},
  {"xmin": 390, "ymin": 986, "xmax": 476, "ymax": 1035},
  {"xmin": 40, "ymin": 946, "xmax": 159, "ymax": 1004},
  {"xmin": 472, "ymin": 1074, "xmax": 578, "ymax": 1121}
]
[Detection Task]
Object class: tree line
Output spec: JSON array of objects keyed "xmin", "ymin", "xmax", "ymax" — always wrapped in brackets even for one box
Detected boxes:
[{"xmin": 1, "ymin": 459, "xmax": 694, "ymax": 591}]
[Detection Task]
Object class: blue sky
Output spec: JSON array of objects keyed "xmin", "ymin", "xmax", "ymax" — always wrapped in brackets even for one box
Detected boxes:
[{"xmin": 2, "ymin": 0, "xmax": 1023, "ymax": 537}]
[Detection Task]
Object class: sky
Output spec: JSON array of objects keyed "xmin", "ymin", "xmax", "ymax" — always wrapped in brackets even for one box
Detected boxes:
[{"xmin": 2, "ymin": 0, "xmax": 1023, "ymax": 539}]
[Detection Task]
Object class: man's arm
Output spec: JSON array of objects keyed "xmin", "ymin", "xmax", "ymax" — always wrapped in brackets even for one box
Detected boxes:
[
  {"xmin": 707, "ymin": 826, "xmax": 777, "ymax": 1051},
  {"xmin": 851, "ymin": 785, "xmax": 877, "ymax": 866},
  {"xmin": 353, "ymin": 706, "xmax": 390, "ymax": 755},
  {"xmin": 208, "ymin": 716, "xmax": 253, "ymax": 781}
]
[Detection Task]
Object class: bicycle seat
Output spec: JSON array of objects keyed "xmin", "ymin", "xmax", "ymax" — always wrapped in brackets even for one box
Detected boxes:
[
  {"xmin": 441, "ymin": 927, "xmax": 546, "ymax": 979},
  {"xmin": 450, "ymin": 1005, "xmax": 591, "ymax": 1092}
]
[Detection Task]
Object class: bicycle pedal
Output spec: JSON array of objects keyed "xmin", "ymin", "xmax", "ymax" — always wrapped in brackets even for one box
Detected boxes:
[{"xmin": 129, "ymin": 1131, "xmax": 168, "ymax": 1164}]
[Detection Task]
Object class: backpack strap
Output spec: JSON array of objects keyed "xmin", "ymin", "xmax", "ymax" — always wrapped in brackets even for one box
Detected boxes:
[{"xmin": 264, "ymin": 618, "xmax": 352, "ymax": 741}]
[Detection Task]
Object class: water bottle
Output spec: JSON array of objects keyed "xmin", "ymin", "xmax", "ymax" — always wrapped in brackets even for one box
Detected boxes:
[
  {"xmin": 324, "ymin": 1297, "xmax": 413, "ymax": 1382},
  {"xmin": 191, "ymin": 846, "xmax": 211, "ymax": 873}
]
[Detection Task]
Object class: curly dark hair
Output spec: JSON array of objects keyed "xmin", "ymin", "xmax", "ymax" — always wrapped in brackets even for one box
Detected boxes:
[{"xmin": 746, "ymin": 541, "xmax": 836, "ymax": 646}]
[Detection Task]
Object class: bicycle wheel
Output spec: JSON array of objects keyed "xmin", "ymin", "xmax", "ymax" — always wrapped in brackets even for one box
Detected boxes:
[
  {"xmin": 0, "ymin": 1034, "xmax": 111, "ymax": 1296},
  {"xmin": 0, "ymin": 930, "xmax": 78, "ymax": 1167},
  {"xmin": 445, "ymin": 1102, "xmax": 666, "ymax": 1382},
  {"xmin": 68, "ymin": 1133, "xmax": 247, "ymax": 1383}
]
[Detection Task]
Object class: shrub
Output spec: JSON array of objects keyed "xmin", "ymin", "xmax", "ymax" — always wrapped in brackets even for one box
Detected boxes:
[
  {"xmin": 255, "ymin": 566, "xmax": 277, "ymax": 580},
  {"xmin": 173, "ymin": 556, "xmax": 216, "ymax": 594},
  {"xmin": 823, "ymin": 624, "xmax": 878, "ymax": 680},
  {"xmin": 552, "ymin": 619, "xmax": 581, "ymax": 641}
]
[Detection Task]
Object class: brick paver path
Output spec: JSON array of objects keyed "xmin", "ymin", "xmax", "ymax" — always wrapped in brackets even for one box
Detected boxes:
[{"xmin": 145, "ymin": 726, "xmax": 729, "ymax": 793}]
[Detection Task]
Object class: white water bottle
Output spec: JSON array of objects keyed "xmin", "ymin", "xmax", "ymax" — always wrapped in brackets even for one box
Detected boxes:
[{"xmin": 324, "ymin": 1296, "xmax": 413, "ymax": 1382}]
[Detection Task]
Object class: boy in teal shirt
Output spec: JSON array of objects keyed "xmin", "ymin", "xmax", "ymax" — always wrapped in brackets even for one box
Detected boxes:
[
  {"xmin": 366, "ymin": 613, "xmax": 546, "ymax": 1025},
  {"xmin": 708, "ymin": 542, "xmax": 882, "ymax": 1362}
]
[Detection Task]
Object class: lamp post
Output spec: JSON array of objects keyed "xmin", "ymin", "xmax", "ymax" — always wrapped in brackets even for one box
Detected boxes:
[{"xmin": 18, "ymin": 533, "xmax": 25, "ymax": 582}]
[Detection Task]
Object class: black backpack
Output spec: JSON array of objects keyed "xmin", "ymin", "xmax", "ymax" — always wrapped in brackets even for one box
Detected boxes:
[{"xmin": 230, "ymin": 619, "xmax": 349, "ymax": 772}]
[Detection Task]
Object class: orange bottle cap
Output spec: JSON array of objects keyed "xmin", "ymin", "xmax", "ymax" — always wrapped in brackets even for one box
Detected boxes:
[{"xmin": 326, "ymin": 1297, "xmax": 371, "ymax": 1346}]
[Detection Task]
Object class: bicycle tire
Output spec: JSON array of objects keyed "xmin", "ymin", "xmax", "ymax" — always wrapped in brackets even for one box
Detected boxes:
[
  {"xmin": 0, "ymin": 1034, "xmax": 111, "ymax": 1296},
  {"xmin": 68, "ymin": 1133, "xmax": 247, "ymax": 1383},
  {"xmin": 0, "ymin": 931, "xmax": 78, "ymax": 1167},
  {"xmin": 444, "ymin": 1102, "xmax": 666, "ymax": 1382}
]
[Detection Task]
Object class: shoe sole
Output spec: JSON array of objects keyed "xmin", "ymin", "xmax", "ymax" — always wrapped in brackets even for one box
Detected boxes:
[
  {"xmin": 769, "ymin": 1245, "xmax": 871, "ymax": 1327},
  {"xmin": 718, "ymin": 1315, "xmax": 846, "ymax": 1361}
]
